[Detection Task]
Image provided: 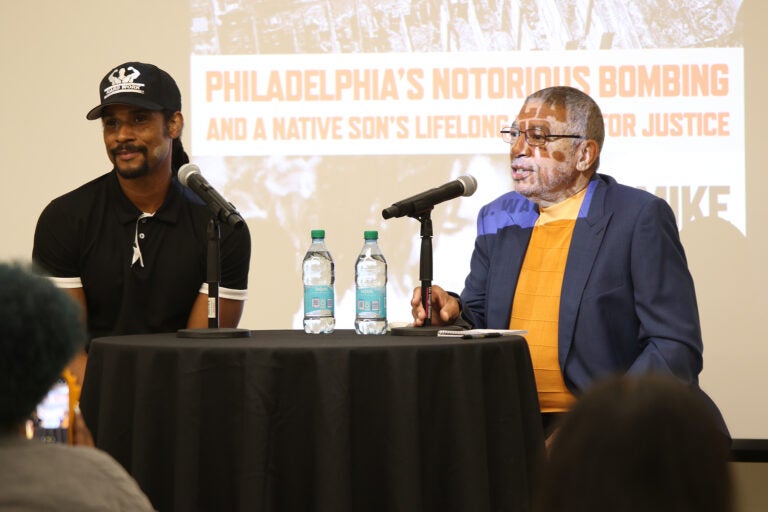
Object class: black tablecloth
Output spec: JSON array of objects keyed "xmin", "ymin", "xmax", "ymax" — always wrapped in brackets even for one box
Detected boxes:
[{"xmin": 80, "ymin": 330, "xmax": 544, "ymax": 512}]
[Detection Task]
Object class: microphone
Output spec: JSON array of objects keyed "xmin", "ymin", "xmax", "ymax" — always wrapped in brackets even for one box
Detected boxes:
[
  {"xmin": 178, "ymin": 164, "xmax": 245, "ymax": 228},
  {"xmin": 382, "ymin": 175, "xmax": 477, "ymax": 219}
]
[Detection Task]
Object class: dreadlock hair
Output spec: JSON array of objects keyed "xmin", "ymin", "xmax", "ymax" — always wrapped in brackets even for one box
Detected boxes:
[{"xmin": 163, "ymin": 110, "xmax": 189, "ymax": 176}]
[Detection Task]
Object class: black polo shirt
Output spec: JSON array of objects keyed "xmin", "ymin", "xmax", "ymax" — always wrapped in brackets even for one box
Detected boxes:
[{"xmin": 33, "ymin": 171, "xmax": 251, "ymax": 340}]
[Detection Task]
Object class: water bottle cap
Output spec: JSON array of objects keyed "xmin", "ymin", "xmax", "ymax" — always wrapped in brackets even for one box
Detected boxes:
[
  {"xmin": 311, "ymin": 229, "xmax": 325, "ymax": 239},
  {"xmin": 363, "ymin": 230, "xmax": 378, "ymax": 240}
]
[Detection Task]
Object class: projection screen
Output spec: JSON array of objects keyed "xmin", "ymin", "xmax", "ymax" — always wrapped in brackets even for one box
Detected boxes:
[{"xmin": 187, "ymin": 1, "xmax": 753, "ymax": 435}]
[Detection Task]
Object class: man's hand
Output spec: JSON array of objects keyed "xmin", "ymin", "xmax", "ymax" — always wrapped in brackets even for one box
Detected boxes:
[
  {"xmin": 410, "ymin": 285, "xmax": 460, "ymax": 326},
  {"xmin": 71, "ymin": 405, "xmax": 95, "ymax": 447},
  {"xmin": 545, "ymin": 427, "xmax": 559, "ymax": 456}
]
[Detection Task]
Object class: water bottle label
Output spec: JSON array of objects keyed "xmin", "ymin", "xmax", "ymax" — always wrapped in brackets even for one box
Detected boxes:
[
  {"xmin": 304, "ymin": 285, "xmax": 334, "ymax": 317},
  {"xmin": 355, "ymin": 287, "xmax": 386, "ymax": 318}
]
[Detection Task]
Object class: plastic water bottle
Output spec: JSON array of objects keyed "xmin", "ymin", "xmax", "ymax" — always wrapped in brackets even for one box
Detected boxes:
[
  {"xmin": 354, "ymin": 230, "xmax": 388, "ymax": 335},
  {"xmin": 303, "ymin": 229, "xmax": 335, "ymax": 334}
]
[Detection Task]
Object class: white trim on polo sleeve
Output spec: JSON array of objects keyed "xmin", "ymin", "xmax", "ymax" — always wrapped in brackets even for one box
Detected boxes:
[
  {"xmin": 198, "ymin": 283, "xmax": 248, "ymax": 301},
  {"xmin": 49, "ymin": 276, "xmax": 83, "ymax": 289}
]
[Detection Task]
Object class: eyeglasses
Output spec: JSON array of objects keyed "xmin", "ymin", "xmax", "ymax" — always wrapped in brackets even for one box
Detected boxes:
[{"xmin": 500, "ymin": 126, "xmax": 586, "ymax": 147}]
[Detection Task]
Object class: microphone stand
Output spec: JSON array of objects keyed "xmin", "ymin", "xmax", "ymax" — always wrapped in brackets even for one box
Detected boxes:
[
  {"xmin": 419, "ymin": 212, "xmax": 435, "ymax": 327},
  {"xmin": 390, "ymin": 209, "xmax": 461, "ymax": 337},
  {"xmin": 177, "ymin": 218, "xmax": 250, "ymax": 339}
]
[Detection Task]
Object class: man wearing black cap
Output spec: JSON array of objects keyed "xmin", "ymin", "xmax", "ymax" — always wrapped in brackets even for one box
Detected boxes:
[{"xmin": 32, "ymin": 62, "xmax": 251, "ymax": 380}]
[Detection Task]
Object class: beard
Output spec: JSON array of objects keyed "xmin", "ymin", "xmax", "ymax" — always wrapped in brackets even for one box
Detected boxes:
[
  {"xmin": 111, "ymin": 145, "xmax": 150, "ymax": 180},
  {"xmin": 513, "ymin": 164, "xmax": 580, "ymax": 205}
]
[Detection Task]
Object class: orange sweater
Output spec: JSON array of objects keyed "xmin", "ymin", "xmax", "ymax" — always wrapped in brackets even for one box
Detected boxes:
[{"xmin": 509, "ymin": 188, "xmax": 586, "ymax": 412}]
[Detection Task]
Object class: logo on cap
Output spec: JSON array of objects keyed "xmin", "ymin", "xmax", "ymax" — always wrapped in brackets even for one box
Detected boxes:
[{"xmin": 103, "ymin": 66, "xmax": 145, "ymax": 99}]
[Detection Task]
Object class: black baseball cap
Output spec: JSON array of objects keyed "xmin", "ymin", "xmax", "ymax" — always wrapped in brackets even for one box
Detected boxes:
[{"xmin": 86, "ymin": 61, "xmax": 181, "ymax": 120}]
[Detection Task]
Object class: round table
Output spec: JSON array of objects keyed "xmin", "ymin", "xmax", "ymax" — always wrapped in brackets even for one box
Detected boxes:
[{"xmin": 80, "ymin": 330, "xmax": 543, "ymax": 512}]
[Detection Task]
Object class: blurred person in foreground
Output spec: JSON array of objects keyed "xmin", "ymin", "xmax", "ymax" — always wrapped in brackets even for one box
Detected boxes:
[
  {"xmin": 535, "ymin": 374, "xmax": 733, "ymax": 512},
  {"xmin": 410, "ymin": 86, "xmax": 727, "ymax": 440},
  {"xmin": 0, "ymin": 262, "xmax": 154, "ymax": 511},
  {"xmin": 32, "ymin": 61, "xmax": 251, "ymax": 384}
]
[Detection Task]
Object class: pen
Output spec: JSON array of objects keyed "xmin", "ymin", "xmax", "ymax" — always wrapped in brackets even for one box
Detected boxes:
[{"xmin": 461, "ymin": 332, "xmax": 502, "ymax": 339}]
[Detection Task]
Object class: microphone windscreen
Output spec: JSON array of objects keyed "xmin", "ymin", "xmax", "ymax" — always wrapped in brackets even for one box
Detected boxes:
[
  {"xmin": 177, "ymin": 163, "xmax": 201, "ymax": 187},
  {"xmin": 458, "ymin": 175, "xmax": 478, "ymax": 197}
]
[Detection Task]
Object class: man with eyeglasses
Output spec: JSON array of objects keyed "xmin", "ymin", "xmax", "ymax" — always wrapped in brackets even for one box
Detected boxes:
[{"xmin": 410, "ymin": 86, "xmax": 727, "ymax": 441}]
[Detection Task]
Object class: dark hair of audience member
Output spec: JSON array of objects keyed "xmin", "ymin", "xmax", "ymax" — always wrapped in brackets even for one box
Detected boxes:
[
  {"xmin": 0, "ymin": 262, "xmax": 85, "ymax": 433},
  {"xmin": 535, "ymin": 374, "xmax": 733, "ymax": 512}
]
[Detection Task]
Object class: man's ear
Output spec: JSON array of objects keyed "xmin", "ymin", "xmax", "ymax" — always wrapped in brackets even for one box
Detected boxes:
[
  {"xmin": 167, "ymin": 111, "xmax": 184, "ymax": 139},
  {"xmin": 577, "ymin": 139, "xmax": 599, "ymax": 172}
]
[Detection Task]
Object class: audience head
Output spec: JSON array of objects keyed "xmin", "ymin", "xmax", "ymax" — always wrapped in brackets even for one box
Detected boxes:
[
  {"xmin": 535, "ymin": 374, "xmax": 732, "ymax": 512},
  {"xmin": 0, "ymin": 262, "xmax": 85, "ymax": 433}
]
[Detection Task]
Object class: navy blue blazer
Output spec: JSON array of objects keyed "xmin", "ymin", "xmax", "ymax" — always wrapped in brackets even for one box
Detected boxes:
[{"xmin": 460, "ymin": 173, "xmax": 704, "ymax": 394}]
